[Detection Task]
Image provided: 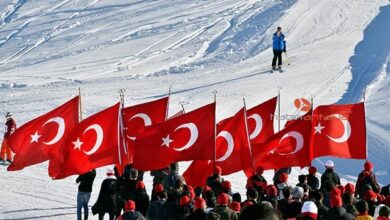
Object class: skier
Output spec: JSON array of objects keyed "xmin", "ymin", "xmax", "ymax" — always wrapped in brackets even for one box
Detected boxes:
[
  {"xmin": 76, "ymin": 169, "xmax": 96, "ymax": 220},
  {"xmin": 271, "ymin": 26, "xmax": 286, "ymax": 72},
  {"xmin": 1, "ymin": 112, "xmax": 16, "ymax": 164}
]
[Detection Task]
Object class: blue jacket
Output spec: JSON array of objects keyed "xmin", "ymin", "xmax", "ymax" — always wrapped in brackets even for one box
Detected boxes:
[{"xmin": 273, "ymin": 33, "xmax": 286, "ymax": 51}]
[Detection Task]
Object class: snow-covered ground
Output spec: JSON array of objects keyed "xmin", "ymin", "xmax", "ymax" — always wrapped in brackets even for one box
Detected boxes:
[{"xmin": 0, "ymin": 0, "xmax": 389, "ymax": 219}]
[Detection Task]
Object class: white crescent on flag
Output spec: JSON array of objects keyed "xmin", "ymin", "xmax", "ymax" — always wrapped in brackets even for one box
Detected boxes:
[
  {"xmin": 248, "ymin": 113, "xmax": 263, "ymax": 140},
  {"xmin": 42, "ymin": 117, "xmax": 65, "ymax": 145},
  {"xmin": 172, "ymin": 123, "xmax": 198, "ymax": 151},
  {"xmin": 216, "ymin": 131, "xmax": 234, "ymax": 162},
  {"xmin": 83, "ymin": 124, "xmax": 104, "ymax": 155},
  {"xmin": 127, "ymin": 113, "xmax": 152, "ymax": 140},
  {"xmin": 271, "ymin": 131, "xmax": 304, "ymax": 155},
  {"xmin": 325, "ymin": 114, "xmax": 351, "ymax": 143}
]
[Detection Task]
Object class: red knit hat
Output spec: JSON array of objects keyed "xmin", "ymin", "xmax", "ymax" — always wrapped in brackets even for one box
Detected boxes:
[
  {"xmin": 153, "ymin": 184, "xmax": 164, "ymax": 193},
  {"xmin": 180, "ymin": 195, "xmax": 191, "ymax": 207},
  {"xmin": 136, "ymin": 181, "xmax": 145, "ymax": 189},
  {"xmin": 337, "ymin": 185, "xmax": 345, "ymax": 195},
  {"xmin": 194, "ymin": 197, "xmax": 206, "ymax": 210},
  {"xmin": 266, "ymin": 185, "xmax": 278, "ymax": 196},
  {"xmin": 364, "ymin": 190, "xmax": 378, "ymax": 201},
  {"xmin": 331, "ymin": 187, "xmax": 341, "ymax": 197},
  {"xmin": 279, "ymin": 173, "xmax": 288, "ymax": 183},
  {"xmin": 217, "ymin": 193, "xmax": 229, "ymax": 205},
  {"xmin": 222, "ymin": 180, "xmax": 232, "ymax": 191},
  {"xmin": 308, "ymin": 166, "xmax": 317, "ymax": 175},
  {"xmin": 125, "ymin": 200, "xmax": 136, "ymax": 212},
  {"xmin": 229, "ymin": 201, "xmax": 241, "ymax": 212},
  {"xmin": 256, "ymin": 166, "xmax": 264, "ymax": 175},
  {"xmin": 204, "ymin": 186, "xmax": 212, "ymax": 192},
  {"xmin": 188, "ymin": 187, "xmax": 195, "ymax": 200},
  {"xmin": 345, "ymin": 183, "xmax": 355, "ymax": 194},
  {"xmin": 242, "ymin": 201, "xmax": 253, "ymax": 209},
  {"xmin": 215, "ymin": 166, "xmax": 222, "ymax": 175},
  {"xmin": 364, "ymin": 161, "xmax": 374, "ymax": 171},
  {"xmin": 330, "ymin": 195, "xmax": 342, "ymax": 208}
]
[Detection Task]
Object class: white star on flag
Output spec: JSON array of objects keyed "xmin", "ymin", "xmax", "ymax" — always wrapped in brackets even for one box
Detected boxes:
[
  {"xmin": 73, "ymin": 138, "xmax": 83, "ymax": 150},
  {"xmin": 161, "ymin": 135, "xmax": 173, "ymax": 148},
  {"xmin": 314, "ymin": 123, "xmax": 325, "ymax": 134},
  {"xmin": 30, "ymin": 131, "xmax": 42, "ymax": 143}
]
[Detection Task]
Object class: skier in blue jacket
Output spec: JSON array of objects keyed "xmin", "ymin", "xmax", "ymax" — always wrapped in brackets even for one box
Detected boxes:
[{"xmin": 272, "ymin": 26, "xmax": 286, "ymax": 71}]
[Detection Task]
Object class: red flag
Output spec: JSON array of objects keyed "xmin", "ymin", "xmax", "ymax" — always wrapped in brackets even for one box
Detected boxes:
[
  {"xmin": 246, "ymin": 97, "xmax": 277, "ymax": 144},
  {"xmin": 52, "ymin": 103, "xmax": 120, "ymax": 179},
  {"xmin": 120, "ymin": 97, "xmax": 169, "ymax": 169},
  {"xmin": 183, "ymin": 108, "xmax": 250, "ymax": 187},
  {"xmin": 311, "ymin": 103, "xmax": 366, "ymax": 159},
  {"xmin": 7, "ymin": 97, "xmax": 79, "ymax": 171},
  {"xmin": 251, "ymin": 111, "xmax": 312, "ymax": 170},
  {"xmin": 183, "ymin": 160, "xmax": 213, "ymax": 187},
  {"xmin": 133, "ymin": 103, "xmax": 216, "ymax": 171}
]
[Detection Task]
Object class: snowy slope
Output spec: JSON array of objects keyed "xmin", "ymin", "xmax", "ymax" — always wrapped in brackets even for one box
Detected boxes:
[{"xmin": 1, "ymin": 0, "xmax": 389, "ymax": 219}]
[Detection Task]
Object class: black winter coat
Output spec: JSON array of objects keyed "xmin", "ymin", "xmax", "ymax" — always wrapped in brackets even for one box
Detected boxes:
[
  {"xmin": 214, "ymin": 205, "xmax": 238, "ymax": 220},
  {"xmin": 118, "ymin": 211, "xmax": 145, "ymax": 220},
  {"xmin": 307, "ymin": 174, "xmax": 320, "ymax": 191},
  {"xmin": 95, "ymin": 177, "xmax": 118, "ymax": 213},
  {"xmin": 76, "ymin": 169, "xmax": 96, "ymax": 192},
  {"xmin": 285, "ymin": 201, "xmax": 303, "ymax": 219},
  {"xmin": 324, "ymin": 207, "xmax": 355, "ymax": 220},
  {"xmin": 321, "ymin": 169, "xmax": 341, "ymax": 191},
  {"xmin": 133, "ymin": 190, "xmax": 149, "ymax": 217},
  {"xmin": 146, "ymin": 200, "xmax": 165, "ymax": 220}
]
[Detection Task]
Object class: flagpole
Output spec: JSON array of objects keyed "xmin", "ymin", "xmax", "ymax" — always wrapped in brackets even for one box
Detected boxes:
[
  {"xmin": 277, "ymin": 86, "xmax": 282, "ymax": 132},
  {"xmin": 212, "ymin": 90, "xmax": 217, "ymax": 174},
  {"xmin": 243, "ymin": 96, "xmax": 256, "ymax": 175},
  {"xmin": 310, "ymin": 95, "xmax": 314, "ymax": 166},
  {"xmin": 166, "ymin": 85, "xmax": 172, "ymax": 120},
  {"xmin": 78, "ymin": 87, "xmax": 82, "ymax": 122},
  {"xmin": 363, "ymin": 89, "xmax": 368, "ymax": 159},
  {"xmin": 118, "ymin": 89, "xmax": 128, "ymax": 165}
]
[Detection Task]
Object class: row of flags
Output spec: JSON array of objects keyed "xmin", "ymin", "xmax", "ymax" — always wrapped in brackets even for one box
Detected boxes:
[{"xmin": 6, "ymin": 95, "xmax": 366, "ymax": 183}]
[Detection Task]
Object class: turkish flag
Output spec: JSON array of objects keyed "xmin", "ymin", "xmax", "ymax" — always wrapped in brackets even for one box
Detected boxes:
[
  {"xmin": 51, "ymin": 103, "xmax": 121, "ymax": 179},
  {"xmin": 246, "ymin": 97, "xmax": 277, "ymax": 144},
  {"xmin": 119, "ymin": 97, "xmax": 169, "ymax": 170},
  {"xmin": 251, "ymin": 111, "xmax": 312, "ymax": 170},
  {"xmin": 311, "ymin": 103, "xmax": 366, "ymax": 159},
  {"xmin": 183, "ymin": 160, "xmax": 213, "ymax": 187},
  {"xmin": 133, "ymin": 103, "xmax": 215, "ymax": 171},
  {"xmin": 7, "ymin": 96, "xmax": 79, "ymax": 171},
  {"xmin": 183, "ymin": 108, "xmax": 250, "ymax": 187}
]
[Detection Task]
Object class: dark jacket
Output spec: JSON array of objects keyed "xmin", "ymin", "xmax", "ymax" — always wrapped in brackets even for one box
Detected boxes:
[
  {"xmin": 246, "ymin": 175, "xmax": 267, "ymax": 198},
  {"xmin": 273, "ymin": 168, "xmax": 291, "ymax": 186},
  {"xmin": 133, "ymin": 189, "xmax": 149, "ymax": 217},
  {"xmin": 343, "ymin": 204, "xmax": 358, "ymax": 216},
  {"xmin": 325, "ymin": 207, "xmax": 355, "ymax": 220},
  {"xmin": 285, "ymin": 201, "xmax": 303, "ymax": 219},
  {"xmin": 150, "ymin": 168, "xmax": 169, "ymax": 185},
  {"xmin": 315, "ymin": 201, "xmax": 329, "ymax": 219},
  {"xmin": 214, "ymin": 205, "xmax": 238, "ymax": 220},
  {"xmin": 162, "ymin": 173, "xmax": 185, "ymax": 192},
  {"xmin": 207, "ymin": 175, "xmax": 224, "ymax": 196},
  {"xmin": 120, "ymin": 179, "xmax": 138, "ymax": 201},
  {"xmin": 117, "ymin": 211, "xmax": 145, "ymax": 220},
  {"xmin": 4, "ymin": 118, "xmax": 16, "ymax": 137},
  {"xmin": 356, "ymin": 170, "xmax": 380, "ymax": 197},
  {"xmin": 146, "ymin": 199, "xmax": 165, "ymax": 220},
  {"xmin": 95, "ymin": 176, "xmax": 118, "ymax": 213},
  {"xmin": 321, "ymin": 169, "xmax": 341, "ymax": 191},
  {"xmin": 307, "ymin": 174, "xmax": 320, "ymax": 191},
  {"xmin": 76, "ymin": 170, "xmax": 96, "ymax": 192},
  {"xmin": 277, "ymin": 198, "xmax": 290, "ymax": 219}
]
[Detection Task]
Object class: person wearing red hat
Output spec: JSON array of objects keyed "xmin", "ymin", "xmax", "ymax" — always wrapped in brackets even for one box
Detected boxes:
[
  {"xmin": 297, "ymin": 201, "xmax": 318, "ymax": 220},
  {"xmin": 146, "ymin": 185, "xmax": 167, "ymax": 220},
  {"xmin": 117, "ymin": 200, "xmax": 145, "ymax": 220},
  {"xmin": 325, "ymin": 194, "xmax": 355, "ymax": 220},
  {"xmin": 187, "ymin": 197, "xmax": 221, "ymax": 220},
  {"xmin": 276, "ymin": 172, "xmax": 290, "ymax": 200},
  {"xmin": 342, "ymin": 191, "xmax": 359, "ymax": 216},
  {"xmin": 356, "ymin": 160, "xmax": 380, "ymax": 199},
  {"xmin": 0, "ymin": 112, "xmax": 16, "ymax": 164},
  {"xmin": 307, "ymin": 166, "xmax": 320, "ymax": 191},
  {"xmin": 246, "ymin": 166, "xmax": 268, "ymax": 199},
  {"xmin": 221, "ymin": 180, "xmax": 233, "ymax": 196},
  {"xmin": 364, "ymin": 190, "xmax": 379, "ymax": 216},
  {"xmin": 214, "ymin": 193, "xmax": 238, "ymax": 220},
  {"xmin": 132, "ymin": 180, "xmax": 149, "ymax": 217},
  {"xmin": 206, "ymin": 166, "xmax": 225, "ymax": 196}
]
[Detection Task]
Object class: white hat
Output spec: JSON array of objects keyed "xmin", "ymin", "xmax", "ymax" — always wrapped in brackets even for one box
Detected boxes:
[
  {"xmin": 325, "ymin": 160, "xmax": 334, "ymax": 168},
  {"xmin": 5, "ymin": 112, "xmax": 12, "ymax": 118},
  {"xmin": 292, "ymin": 186, "xmax": 304, "ymax": 199},
  {"xmin": 301, "ymin": 201, "xmax": 318, "ymax": 218}
]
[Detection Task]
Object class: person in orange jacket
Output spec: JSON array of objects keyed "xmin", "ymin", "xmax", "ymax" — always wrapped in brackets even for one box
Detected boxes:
[{"xmin": 1, "ymin": 112, "xmax": 16, "ymax": 164}]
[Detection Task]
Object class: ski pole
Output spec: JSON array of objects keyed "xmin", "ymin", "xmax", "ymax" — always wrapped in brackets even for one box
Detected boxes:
[{"xmin": 284, "ymin": 52, "xmax": 291, "ymax": 65}]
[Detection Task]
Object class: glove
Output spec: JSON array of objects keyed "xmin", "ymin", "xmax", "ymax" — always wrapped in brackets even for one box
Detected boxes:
[{"xmin": 283, "ymin": 49, "xmax": 286, "ymax": 53}]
